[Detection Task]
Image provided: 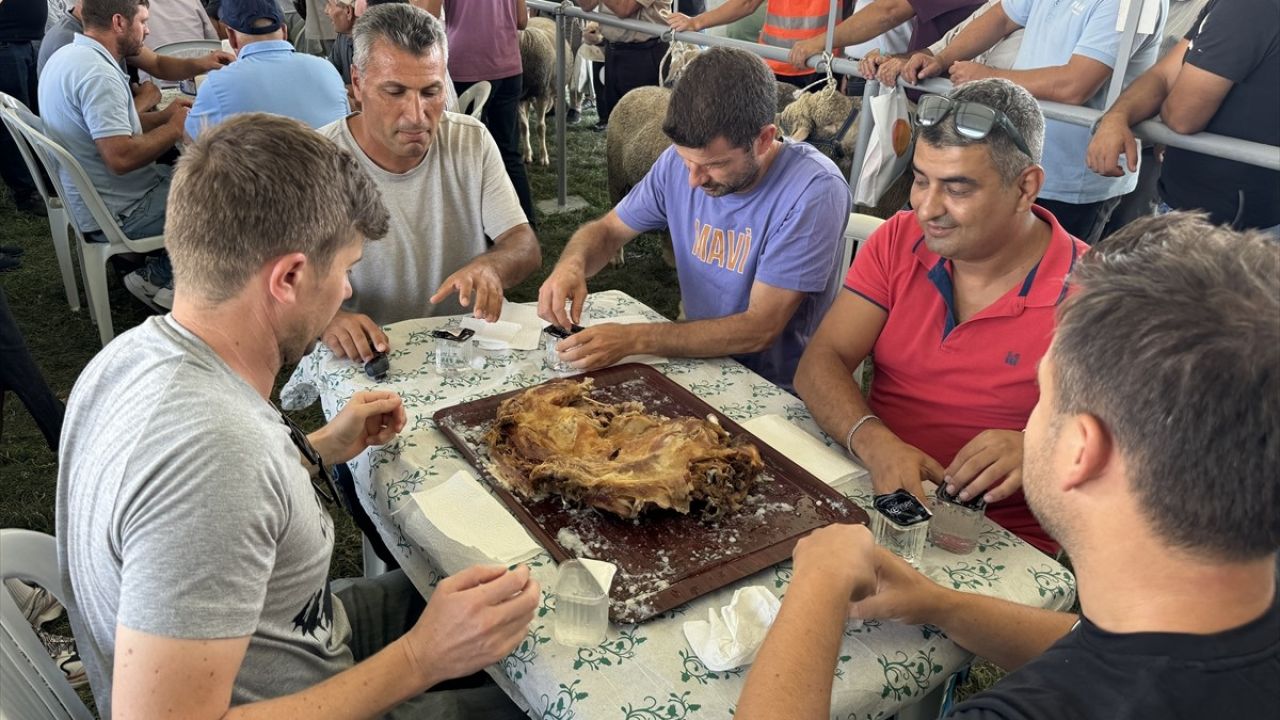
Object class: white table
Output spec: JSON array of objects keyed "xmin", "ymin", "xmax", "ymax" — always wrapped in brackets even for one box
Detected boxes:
[{"xmin": 282, "ymin": 290, "xmax": 1077, "ymax": 719}]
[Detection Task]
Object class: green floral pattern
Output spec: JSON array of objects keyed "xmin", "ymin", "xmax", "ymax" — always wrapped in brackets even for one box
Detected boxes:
[{"xmin": 278, "ymin": 291, "xmax": 1078, "ymax": 720}]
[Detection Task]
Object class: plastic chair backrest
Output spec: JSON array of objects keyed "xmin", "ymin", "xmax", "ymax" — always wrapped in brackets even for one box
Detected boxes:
[
  {"xmin": 0, "ymin": 93, "xmax": 60, "ymax": 209},
  {"xmin": 843, "ymin": 212, "xmax": 885, "ymax": 270},
  {"xmin": 0, "ymin": 529, "xmax": 94, "ymax": 720},
  {"xmin": 457, "ymin": 80, "xmax": 491, "ymax": 120},
  {"xmin": 3, "ymin": 109, "xmax": 144, "ymax": 249},
  {"xmin": 151, "ymin": 40, "xmax": 223, "ymax": 58}
]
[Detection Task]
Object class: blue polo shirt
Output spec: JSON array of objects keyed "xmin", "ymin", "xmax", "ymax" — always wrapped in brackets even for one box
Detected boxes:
[
  {"xmin": 185, "ymin": 39, "xmax": 348, "ymax": 140},
  {"xmin": 37, "ymin": 34, "xmax": 167, "ymax": 232},
  {"xmin": 1002, "ymin": 0, "xmax": 1167, "ymax": 204}
]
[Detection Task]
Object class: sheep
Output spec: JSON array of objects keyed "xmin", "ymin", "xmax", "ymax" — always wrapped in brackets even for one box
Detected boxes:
[{"xmin": 519, "ymin": 16, "xmax": 571, "ymax": 166}]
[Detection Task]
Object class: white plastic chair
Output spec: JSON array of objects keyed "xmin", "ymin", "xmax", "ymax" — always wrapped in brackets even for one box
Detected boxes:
[
  {"xmin": 1, "ymin": 529, "xmax": 94, "ymax": 720},
  {"xmin": 456, "ymin": 80, "xmax": 492, "ymax": 120},
  {"xmin": 843, "ymin": 212, "xmax": 885, "ymax": 270},
  {"xmin": 151, "ymin": 39, "xmax": 223, "ymax": 58},
  {"xmin": 0, "ymin": 94, "xmax": 81, "ymax": 313},
  {"xmin": 3, "ymin": 111, "xmax": 166, "ymax": 346}
]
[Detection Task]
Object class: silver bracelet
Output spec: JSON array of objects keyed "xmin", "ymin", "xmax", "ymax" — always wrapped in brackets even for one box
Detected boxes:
[{"xmin": 844, "ymin": 414, "xmax": 881, "ymax": 458}]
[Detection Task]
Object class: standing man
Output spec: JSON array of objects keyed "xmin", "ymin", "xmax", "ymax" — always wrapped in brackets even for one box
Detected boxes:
[
  {"xmin": 904, "ymin": 0, "xmax": 1168, "ymax": 243},
  {"xmin": 317, "ymin": 3, "xmax": 540, "ymax": 361},
  {"xmin": 1087, "ymin": 0, "xmax": 1279, "ymax": 234},
  {"xmin": 795, "ymin": 79, "xmax": 1087, "ymax": 554},
  {"xmin": 736, "ymin": 212, "xmax": 1279, "ymax": 719},
  {"xmin": 783, "ymin": 0, "xmax": 984, "ymax": 75},
  {"xmin": 578, "ymin": 0, "xmax": 671, "ymax": 131},
  {"xmin": 424, "ymin": 0, "xmax": 536, "ymax": 224},
  {"xmin": 39, "ymin": 0, "xmax": 192, "ymax": 310},
  {"xmin": 58, "ymin": 113, "xmax": 538, "ymax": 719},
  {"xmin": 0, "ymin": 0, "xmax": 46, "ymax": 215},
  {"xmin": 185, "ymin": 0, "xmax": 348, "ymax": 139},
  {"xmin": 539, "ymin": 47, "xmax": 851, "ymax": 392}
]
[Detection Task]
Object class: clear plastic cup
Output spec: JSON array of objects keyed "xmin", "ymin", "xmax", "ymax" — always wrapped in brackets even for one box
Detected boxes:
[
  {"xmin": 871, "ymin": 490, "xmax": 932, "ymax": 567},
  {"xmin": 543, "ymin": 325, "xmax": 582, "ymax": 376},
  {"xmin": 553, "ymin": 559, "xmax": 609, "ymax": 647},
  {"xmin": 433, "ymin": 330, "xmax": 475, "ymax": 376}
]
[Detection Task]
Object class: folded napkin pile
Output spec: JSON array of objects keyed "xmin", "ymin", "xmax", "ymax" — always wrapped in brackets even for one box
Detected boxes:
[
  {"xmin": 682, "ymin": 586, "xmax": 782, "ymax": 671},
  {"xmin": 410, "ymin": 470, "xmax": 542, "ymax": 573}
]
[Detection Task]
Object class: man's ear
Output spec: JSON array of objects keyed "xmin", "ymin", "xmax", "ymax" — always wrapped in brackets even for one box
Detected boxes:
[
  {"xmin": 756, "ymin": 124, "xmax": 779, "ymax": 154},
  {"xmin": 1015, "ymin": 164, "xmax": 1046, "ymax": 213},
  {"xmin": 266, "ymin": 252, "xmax": 309, "ymax": 306},
  {"xmin": 1059, "ymin": 413, "xmax": 1113, "ymax": 492}
]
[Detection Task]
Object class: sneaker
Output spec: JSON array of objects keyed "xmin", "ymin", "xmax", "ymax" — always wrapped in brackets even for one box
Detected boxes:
[
  {"xmin": 4, "ymin": 580, "xmax": 63, "ymax": 627},
  {"xmin": 592, "ymin": 121, "xmax": 608, "ymax": 133},
  {"xmin": 0, "ymin": 245, "xmax": 24, "ymax": 256},
  {"xmin": 13, "ymin": 193, "xmax": 48, "ymax": 218},
  {"xmin": 0, "ymin": 255, "xmax": 20, "ymax": 273},
  {"xmin": 36, "ymin": 629, "xmax": 87, "ymax": 688},
  {"xmin": 123, "ymin": 268, "xmax": 173, "ymax": 311}
]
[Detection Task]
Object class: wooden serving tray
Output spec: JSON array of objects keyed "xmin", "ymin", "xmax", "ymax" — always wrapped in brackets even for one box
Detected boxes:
[{"xmin": 432, "ymin": 363, "xmax": 868, "ymax": 623}]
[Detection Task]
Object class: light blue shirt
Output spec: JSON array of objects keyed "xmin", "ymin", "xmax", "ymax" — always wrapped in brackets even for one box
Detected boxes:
[
  {"xmin": 185, "ymin": 39, "xmax": 348, "ymax": 140},
  {"xmin": 1002, "ymin": 0, "xmax": 1167, "ymax": 204},
  {"xmin": 37, "ymin": 34, "xmax": 167, "ymax": 232}
]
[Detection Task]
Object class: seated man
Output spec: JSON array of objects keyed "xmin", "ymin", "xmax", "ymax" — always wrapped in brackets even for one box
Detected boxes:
[
  {"xmin": 1088, "ymin": 0, "xmax": 1279, "ymax": 234},
  {"xmin": 58, "ymin": 113, "xmax": 538, "ymax": 719},
  {"xmin": 185, "ymin": 0, "xmax": 348, "ymax": 139},
  {"xmin": 324, "ymin": 0, "xmax": 358, "ymax": 85},
  {"xmin": 539, "ymin": 47, "xmax": 851, "ymax": 393},
  {"xmin": 39, "ymin": 0, "xmax": 233, "ymax": 107},
  {"xmin": 38, "ymin": 0, "xmax": 192, "ymax": 311},
  {"xmin": 737, "ymin": 212, "xmax": 1280, "ymax": 720},
  {"xmin": 904, "ymin": 0, "xmax": 1168, "ymax": 243},
  {"xmin": 318, "ymin": 2, "xmax": 540, "ymax": 362},
  {"xmin": 795, "ymin": 79, "xmax": 1087, "ymax": 554}
]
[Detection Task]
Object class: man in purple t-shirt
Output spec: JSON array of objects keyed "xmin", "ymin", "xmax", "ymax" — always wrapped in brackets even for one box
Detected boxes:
[{"xmin": 538, "ymin": 47, "xmax": 851, "ymax": 392}]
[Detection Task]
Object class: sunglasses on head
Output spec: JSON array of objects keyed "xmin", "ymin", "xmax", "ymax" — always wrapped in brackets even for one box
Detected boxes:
[{"xmin": 915, "ymin": 94, "xmax": 1034, "ymax": 160}]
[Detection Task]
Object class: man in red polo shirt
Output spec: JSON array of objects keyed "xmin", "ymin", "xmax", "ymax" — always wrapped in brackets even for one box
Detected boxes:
[{"xmin": 795, "ymin": 78, "xmax": 1087, "ymax": 555}]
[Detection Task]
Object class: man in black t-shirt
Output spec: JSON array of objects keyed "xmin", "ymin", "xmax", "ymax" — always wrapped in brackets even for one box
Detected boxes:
[
  {"xmin": 1088, "ymin": 0, "xmax": 1279, "ymax": 232},
  {"xmin": 733, "ymin": 212, "xmax": 1280, "ymax": 720},
  {"xmin": 0, "ymin": 0, "xmax": 47, "ymax": 215}
]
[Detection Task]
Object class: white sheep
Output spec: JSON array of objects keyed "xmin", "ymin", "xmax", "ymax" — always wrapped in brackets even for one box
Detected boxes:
[{"xmin": 519, "ymin": 16, "xmax": 571, "ymax": 166}]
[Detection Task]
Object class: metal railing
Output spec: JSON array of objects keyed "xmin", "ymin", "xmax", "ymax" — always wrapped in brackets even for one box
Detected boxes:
[{"xmin": 530, "ymin": 0, "xmax": 1280, "ymax": 208}]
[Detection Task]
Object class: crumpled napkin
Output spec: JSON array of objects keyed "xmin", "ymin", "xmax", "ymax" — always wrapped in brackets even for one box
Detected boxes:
[{"xmin": 681, "ymin": 586, "xmax": 781, "ymax": 671}]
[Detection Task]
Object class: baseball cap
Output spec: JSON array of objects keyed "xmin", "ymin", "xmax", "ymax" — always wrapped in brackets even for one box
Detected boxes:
[{"xmin": 220, "ymin": 0, "xmax": 285, "ymax": 34}]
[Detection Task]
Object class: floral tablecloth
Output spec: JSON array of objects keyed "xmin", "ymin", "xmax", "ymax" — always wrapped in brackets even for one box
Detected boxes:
[{"xmin": 282, "ymin": 290, "xmax": 1077, "ymax": 720}]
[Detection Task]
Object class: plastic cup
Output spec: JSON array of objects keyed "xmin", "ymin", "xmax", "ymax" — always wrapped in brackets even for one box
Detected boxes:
[{"xmin": 553, "ymin": 559, "xmax": 609, "ymax": 647}]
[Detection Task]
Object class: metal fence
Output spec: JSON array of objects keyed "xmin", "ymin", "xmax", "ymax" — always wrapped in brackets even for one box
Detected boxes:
[{"xmin": 528, "ymin": 0, "xmax": 1280, "ymax": 208}]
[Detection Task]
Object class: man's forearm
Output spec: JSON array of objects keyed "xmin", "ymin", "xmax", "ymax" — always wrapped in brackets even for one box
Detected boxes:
[
  {"xmin": 931, "ymin": 591, "xmax": 1077, "ymax": 671},
  {"xmin": 1100, "ymin": 65, "xmax": 1172, "ymax": 127},
  {"xmin": 632, "ymin": 311, "xmax": 783, "ymax": 358},
  {"xmin": 935, "ymin": 5, "xmax": 1016, "ymax": 67},
  {"xmin": 561, "ymin": 220, "xmax": 630, "ymax": 278},
  {"xmin": 794, "ymin": 342, "xmax": 878, "ymax": 450},
  {"xmin": 106, "ymin": 126, "xmax": 181, "ymax": 173},
  {"xmin": 135, "ymin": 50, "xmax": 200, "ymax": 81},
  {"xmin": 688, "ymin": 0, "xmax": 762, "ymax": 30},
  {"xmin": 832, "ymin": 0, "xmax": 915, "ymax": 48},
  {"xmin": 735, "ymin": 575, "xmax": 850, "ymax": 720},
  {"xmin": 487, "ymin": 226, "xmax": 542, "ymax": 288},
  {"xmin": 224, "ymin": 638, "xmax": 437, "ymax": 720},
  {"xmin": 982, "ymin": 65, "xmax": 1102, "ymax": 105}
]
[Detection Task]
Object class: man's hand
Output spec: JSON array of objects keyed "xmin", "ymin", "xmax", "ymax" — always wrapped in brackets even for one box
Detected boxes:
[
  {"xmin": 792, "ymin": 524, "xmax": 879, "ymax": 602},
  {"xmin": 198, "ymin": 50, "xmax": 236, "ymax": 72},
  {"xmin": 944, "ymin": 429, "xmax": 1023, "ymax": 504},
  {"xmin": 1086, "ymin": 114, "xmax": 1139, "ymax": 177},
  {"xmin": 902, "ymin": 53, "xmax": 944, "ymax": 83},
  {"xmin": 537, "ymin": 262, "xmax": 589, "ymax": 329},
  {"xmin": 947, "ymin": 60, "xmax": 994, "ymax": 85},
  {"xmin": 787, "ymin": 35, "xmax": 825, "ymax": 69},
  {"xmin": 313, "ymin": 390, "xmax": 406, "ymax": 464},
  {"xmin": 429, "ymin": 258, "xmax": 505, "ymax": 322},
  {"xmin": 665, "ymin": 12, "xmax": 699, "ymax": 31},
  {"xmin": 554, "ymin": 323, "xmax": 642, "ymax": 370},
  {"xmin": 848, "ymin": 546, "xmax": 947, "ymax": 625},
  {"xmin": 404, "ymin": 565, "xmax": 540, "ymax": 686},
  {"xmin": 132, "ymin": 81, "xmax": 162, "ymax": 112},
  {"xmin": 858, "ymin": 49, "xmax": 886, "ymax": 80},
  {"xmin": 857, "ymin": 429, "xmax": 944, "ymax": 503},
  {"xmin": 164, "ymin": 97, "xmax": 192, "ymax": 129},
  {"xmin": 322, "ymin": 310, "xmax": 390, "ymax": 362}
]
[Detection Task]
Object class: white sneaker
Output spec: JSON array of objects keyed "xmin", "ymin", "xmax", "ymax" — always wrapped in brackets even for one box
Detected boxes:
[
  {"xmin": 4, "ymin": 579, "xmax": 63, "ymax": 627},
  {"xmin": 123, "ymin": 269, "xmax": 171, "ymax": 312},
  {"xmin": 37, "ymin": 629, "xmax": 87, "ymax": 689}
]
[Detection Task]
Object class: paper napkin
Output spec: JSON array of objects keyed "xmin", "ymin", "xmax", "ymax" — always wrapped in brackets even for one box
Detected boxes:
[
  {"xmin": 410, "ymin": 470, "xmax": 541, "ymax": 572},
  {"xmin": 741, "ymin": 414, "xmax": 867, "ymax": 487},
  {"xmin": 682, "ymin": 586, "xmax": 781, "ymax": 671},
  {"xmin": 459, "ymin": 317, "xmax": 522, "ymax": 350}
]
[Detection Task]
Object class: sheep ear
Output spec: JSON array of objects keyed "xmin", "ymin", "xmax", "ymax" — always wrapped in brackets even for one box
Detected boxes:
[{"xmin": 790, "ymin": 125, "xmax": 811, "ymax": 142}]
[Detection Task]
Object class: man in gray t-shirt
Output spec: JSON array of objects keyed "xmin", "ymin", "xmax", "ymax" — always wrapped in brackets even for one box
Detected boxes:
[
  {"xmin": 58, "ymin": 113, "xmax": 538, "ymax": 718},
  {"xmin": 317, "ymin": 3, "xmax": 541, "ymax": 364}
]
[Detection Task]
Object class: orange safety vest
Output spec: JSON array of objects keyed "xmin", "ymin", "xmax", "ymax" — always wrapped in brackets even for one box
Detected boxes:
[{"xmin": 760, "ymin": 0, "xmax": 837, "ymax": 76}]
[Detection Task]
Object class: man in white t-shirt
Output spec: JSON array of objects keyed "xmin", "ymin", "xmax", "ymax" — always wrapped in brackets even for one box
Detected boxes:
[{"xmin": 316, "ymin": 2, "xmax": 540, "ymax": 362}]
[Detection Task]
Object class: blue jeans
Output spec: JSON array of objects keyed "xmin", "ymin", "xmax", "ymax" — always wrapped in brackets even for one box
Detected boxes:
[
  {"xmin": 88, "ymin": 167, "xmax": 173, "ymax": 286},
  {"xmin": 1156, "ymin": 201, "xmax": 1280, "ymax": 239}
]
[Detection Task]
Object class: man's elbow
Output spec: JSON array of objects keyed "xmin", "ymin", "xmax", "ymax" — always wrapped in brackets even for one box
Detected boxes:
[{"xmin": 1161, "ymin": 105, "xmax": 1206, "ymax": 135}]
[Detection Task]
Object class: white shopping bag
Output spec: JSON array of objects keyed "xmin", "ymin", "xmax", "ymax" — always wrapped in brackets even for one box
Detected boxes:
[{"xmin": 854, "ymin": 84, "xmax": 914, "ymax": 207}]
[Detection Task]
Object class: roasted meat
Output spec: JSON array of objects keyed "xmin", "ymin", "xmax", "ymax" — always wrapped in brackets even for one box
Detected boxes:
[{"xmin": 484, "ymin": 379, "xmax": 764, "ymax": 517}]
